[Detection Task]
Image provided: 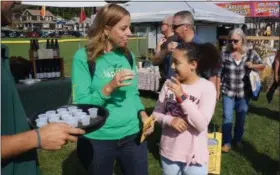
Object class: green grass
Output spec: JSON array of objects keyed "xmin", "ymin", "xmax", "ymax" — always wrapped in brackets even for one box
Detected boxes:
[
  {"xmin": 37, "ymin": 93, "xmax": 279, "ymax": 175},
  {"xmin": 2, "ymin": 38, "xmax": 279, "ymax": 175}
]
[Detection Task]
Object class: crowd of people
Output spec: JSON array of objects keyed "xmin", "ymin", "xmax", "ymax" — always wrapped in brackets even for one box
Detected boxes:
[{"xmin": 1, "ymin": 2, "xmax": 278, "ymax": 175}]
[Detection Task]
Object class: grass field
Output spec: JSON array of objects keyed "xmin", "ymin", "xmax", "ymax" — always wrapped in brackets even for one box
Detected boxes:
[
  {"xmin": 2, "ymin": 37, "xmax": 148, "ymax": 76},
  {"xmin": 2, "ymin": 38, "xmax": 279, "ymax": 175},
  {"xmin": 37, "ymin": 93, "xmax": 279, "ymax": 175}
]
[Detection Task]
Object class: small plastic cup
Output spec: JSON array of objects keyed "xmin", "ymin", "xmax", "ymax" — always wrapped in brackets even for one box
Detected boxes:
[
  {"xmin": 58, "ymin": 111, "xmax": 71, "ymax": 116},
  {"xmin": 88, "ymin": 108, "xmax": 98, "ymax": 119},
  {"xmin": 36, "ymin": 118, "xmax": 48, "ymax": 123},
  {"xmin": 46, "ymin": 110, "xmax": 56, "ymax": 115},
  {"xmin": 61, "ymin": 114, "xmax": 72, "ymax": 121},
  {"xmin": 36, "ymin": 121, "xmax": 47, "ymax": 128},
  {"xmin": 80, "ymin": 115, "xmax": 90, "ymax": 126},
  {"xmin": 38, "ymin": 114, "xmax": 47, "ymax": 119},
  {"xmin": 74, "ymin": 112, "xmax": 87, "ymax": 117},
  {"xmin": 66, "ymin": 119, "xmax": 78, "ymax": 127},
  {"xmin": 49, "ymin": 116, "xmax": 60, "ymax": 123},
  {"xmin": 57, "ymin": 108, "xmax": 67, "ymax": 113},
  {"xmin": 67, "ymin": 106, "xmax": 78, "ymax": 111}
]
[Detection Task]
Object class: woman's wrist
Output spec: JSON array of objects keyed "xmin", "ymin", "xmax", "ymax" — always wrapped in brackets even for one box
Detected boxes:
[{"xmin": 102, "ymin": 83, "xmax": 114, "ymax": 96}]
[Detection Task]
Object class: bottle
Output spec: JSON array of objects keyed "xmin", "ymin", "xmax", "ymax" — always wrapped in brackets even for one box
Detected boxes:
[
  {"xmin": 46, "ymin": 39, "xmax": 50, "ymax": 49},
  {"xmin": 50, "ymin": 39, "xmax": 54, "ymax": 58},
  {"xmin": 51, "ymin": 67, "xmax": 56, "ymax": 78},
  {"xmin": 47, "ymin": 67, "xmax": 52, "ymax": 78},
  {"xmin": 56, "ymin": 67, "xmax": 61, "ymax": 78},
  {"xmin": 43, "ymin": 67, "xmax": 48, "ymax": 79},
  {"xmin": 53, "ymin": 39, "xmax": 60, "ymax": 58},
  {"xmin": 36, "ymin": 67, "xmax": 41, "ymax": 79},
  {"xmin": 50, "ymin": 39, "xmax": 54, "ymax": 49}
]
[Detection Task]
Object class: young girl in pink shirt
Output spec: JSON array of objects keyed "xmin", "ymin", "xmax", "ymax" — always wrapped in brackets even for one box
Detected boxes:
[{"xmin": 153, "ymin": 43, "xmax": 219, "ymax": 175}]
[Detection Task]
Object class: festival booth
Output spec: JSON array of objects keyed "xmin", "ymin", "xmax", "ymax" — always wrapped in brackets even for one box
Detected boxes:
[
  {"xmin": 123, "ymin": 0, "xmax": 245, "ymax": 92},
  {"xmin": 13, "ymin": 1, "xmax": 108, "ymax": 118}
]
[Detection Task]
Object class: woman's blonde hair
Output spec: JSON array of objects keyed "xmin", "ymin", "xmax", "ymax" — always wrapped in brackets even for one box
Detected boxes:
[
  {"xmin": 86, "ymin": 4, "xmax": 130, "ymax": 61},
  {"xmin": 226, "ymin": 28, "xmax": 248, "ymax": 54}
]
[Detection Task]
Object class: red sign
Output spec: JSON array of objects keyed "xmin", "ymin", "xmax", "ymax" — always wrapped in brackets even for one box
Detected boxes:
[
  {"xmin": 217, "ymin": 1, "xmax": 279, "ymax": 17},
  {"xmin": 217, "ymin": 2, "xmax": 251, "ymax": 16},
  {"xmin": 253, "ymin": 2, "xmax": 279, "ymax": 17}
]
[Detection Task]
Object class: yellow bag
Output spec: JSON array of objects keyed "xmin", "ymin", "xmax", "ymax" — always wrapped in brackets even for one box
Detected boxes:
[{"xmin": 208, "ymin": 130, "xmax": 222, "ymax": 174}]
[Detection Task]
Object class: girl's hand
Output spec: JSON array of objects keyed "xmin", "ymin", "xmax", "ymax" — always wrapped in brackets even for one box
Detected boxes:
[
  {"xmin": 170, "ymin": 117, "xmax": 188, "ymax": 133},
  {"xmin": 166, "ymin": 77, "xmax": 184, "ymax": 98}
]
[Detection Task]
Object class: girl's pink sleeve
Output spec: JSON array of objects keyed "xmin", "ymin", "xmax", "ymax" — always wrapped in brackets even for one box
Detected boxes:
[
  {"xmin": 152, "ymin": 83, "xmax": 173, "ymax": 126},
  {"xmin": 180, "ymin": 82, "xmax": 216, "ymax": 133}
]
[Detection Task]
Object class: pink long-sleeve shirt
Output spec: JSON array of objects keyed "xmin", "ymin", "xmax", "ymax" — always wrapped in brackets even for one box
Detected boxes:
[{"xmin": 152, "ymin": 78, "xmax": 216, "ymax": 165}]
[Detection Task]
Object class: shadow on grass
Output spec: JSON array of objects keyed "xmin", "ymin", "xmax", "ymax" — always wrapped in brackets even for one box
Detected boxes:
[
  {"xmin": 233, "ymin": 140, "xmax": 279, "ymax": 174},
  {"xmin": 62, "ymin": 149, "xmax": 87, "ymax": 175},
  {"xmin": 139, "ymin": 90, "xmax": 159, "ymax": 100},
  {"xmin": 248, "ymin": 104, "xmax": 279, "ymax": 122},
  {"xmin": 62, "ymin": 149, "xmax": 124, "ymax": 175}
]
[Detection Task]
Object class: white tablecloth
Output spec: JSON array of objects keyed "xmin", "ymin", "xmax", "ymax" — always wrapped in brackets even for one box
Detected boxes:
[{"xmin": 137, "ymin": 67, "xmax": 161, "ymax": 92}]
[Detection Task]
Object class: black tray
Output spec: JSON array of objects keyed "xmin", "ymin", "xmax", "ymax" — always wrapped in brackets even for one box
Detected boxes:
[{"xmin": 28, "ymin": 104, "xmax": 109, "ymax": 134}]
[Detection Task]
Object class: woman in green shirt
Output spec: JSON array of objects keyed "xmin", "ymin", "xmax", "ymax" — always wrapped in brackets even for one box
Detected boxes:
[{"xmin": 72, "ymin": 4, "xmax": 154, "ymax": 175}]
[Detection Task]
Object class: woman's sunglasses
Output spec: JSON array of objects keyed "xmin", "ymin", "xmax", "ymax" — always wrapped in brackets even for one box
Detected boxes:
[{"xmin": 229, "ymin": 39, "xmax": 240, "ymax": 44}]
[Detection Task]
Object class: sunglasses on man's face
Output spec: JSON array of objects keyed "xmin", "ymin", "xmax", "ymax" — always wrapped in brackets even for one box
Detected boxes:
[
  {"xmin": 229, "ymin": 39, "xmax": 240, "ymax": 44},
  {"xmin": 172, "ymin": 23, "xmax": 187, "ymax": 31}
]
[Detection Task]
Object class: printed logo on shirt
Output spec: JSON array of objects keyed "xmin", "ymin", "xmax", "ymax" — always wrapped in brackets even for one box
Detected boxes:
[
  {"xmin": 165, "ymin": 91, "xmax": 200, "ymax": 117},
  {"xmin": 102, "ymin": 67, "xmax": 135, "ymax": 78}
]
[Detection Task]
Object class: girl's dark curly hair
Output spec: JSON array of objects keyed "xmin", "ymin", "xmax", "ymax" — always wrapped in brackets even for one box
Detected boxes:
[{"xmin": 177, "ymin": 42, "xmax": 220, "ymax": 75}]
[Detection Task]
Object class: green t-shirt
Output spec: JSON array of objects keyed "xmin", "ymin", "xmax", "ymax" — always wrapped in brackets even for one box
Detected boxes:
[
  {"xmin": 1, "ymin": 45, "xmax": 40, "ymax": 175},
  {"xmin": 71, "ymin": 48, "xmax": 144, "ymax": 140}
]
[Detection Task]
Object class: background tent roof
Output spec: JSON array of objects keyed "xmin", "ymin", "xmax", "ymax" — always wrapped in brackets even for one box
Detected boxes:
[
  {"xmin": 22, "ymin": 0, "xmax": 107, "ymax": 7},
  {"xmin": 123, "ymin": 0, "xmax": 245, "ymax": 24}
]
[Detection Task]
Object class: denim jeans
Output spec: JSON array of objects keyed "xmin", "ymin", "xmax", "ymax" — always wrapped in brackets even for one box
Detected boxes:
[
  {"xmin": 161, "ymin": 156, "xmax": 208, "ymax": 175},
  {"xmin": 222, "ymin": 95, "xmax": 249, "ymax": 146},
  {"xmin": 77, "ymin": 133, "xmax": 148, "ymax": 175}
]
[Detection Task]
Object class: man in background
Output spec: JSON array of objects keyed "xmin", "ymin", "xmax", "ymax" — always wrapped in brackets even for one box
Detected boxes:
[
  {"xmin": 170, "ymin": 10, "xmax": 220, "ymax": 99},
  {"xmin": 151, "ymin": 16, "xmax": 178, "ymax": 88}
]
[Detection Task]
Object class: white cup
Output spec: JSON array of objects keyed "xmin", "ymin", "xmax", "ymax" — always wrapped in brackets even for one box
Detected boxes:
[
  {"xmin": 58, "ymin": 111, "xmax": 71, "ymax": 116},
  {"xmin": 61, "ymin": 114, "xmax": 72, "ymax": 121},
  {"xmin": 138, "ymin": 62, "xmax": 142, "ymax": 69},
  {"xmin": 46, "ymin": 110, "xmax": 56, "ymax": 115},
  {"xmin": 38, "ymin": 114, "xmax": 47, "ymax": 119},
  {"xmin": 66, "ymin": 119, "xmax": 78, "ymax": 127},
  {"xmin": 57, "ymin": 108, "xmax": 67, "ymax": 113},
  {"xmin": 49, "ymin": 116, "xmax": 60, "ymax": 123},
  {"xmin": 68, "ymin": 106, "xmax": 78, "ymax": 111},
  {"xmin": 80, "ymin": 115, "xmax": 90, "ymax": 126},
  {"xmin": 88, "ymin": 108, "xmax": 98, "ymax": 119},
  {"xmin": 74, "ymin": 112, "xmax": 87, "ymax": 117},
  {"xmin": 36, "ymin": 121, "xmax": 47, "ymax": 128},
  {"xmin": 36, "ymin": 117, "xmax": 48, "ymax": 123}
]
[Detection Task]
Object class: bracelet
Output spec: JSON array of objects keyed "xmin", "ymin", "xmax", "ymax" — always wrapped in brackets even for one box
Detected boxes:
[
  {"xmin": 35, "ymin": 129, "xmax": 41, "ymax": 149},
  {"xmin": 176, "ymin": 93, "xmax": 188, "ymax": 104}
]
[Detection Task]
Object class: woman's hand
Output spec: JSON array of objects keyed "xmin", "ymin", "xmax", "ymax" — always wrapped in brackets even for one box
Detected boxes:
[
  {"xmin": 140, "ymin": 111, "xmax": 155, "ymax": 136},
  {"xmin": 109, "ymin": 69, "xmax": 134, "ymax": 90},
  {"xmin": 102, "ymin": 69, "xmax": 134, "ymax": 96}
]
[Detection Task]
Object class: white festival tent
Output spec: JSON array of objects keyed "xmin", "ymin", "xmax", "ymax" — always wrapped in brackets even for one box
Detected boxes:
[
  {"xmin": 21, "ymin": 0, "xmax": 108, "ymax": 7},
  {"xmin": 123, "ymin": 0, "xmax": 245, "ymax": 24},
  {"xmin": 123, "ymin": 0, "xmax": 245, "ymax": 47}
]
